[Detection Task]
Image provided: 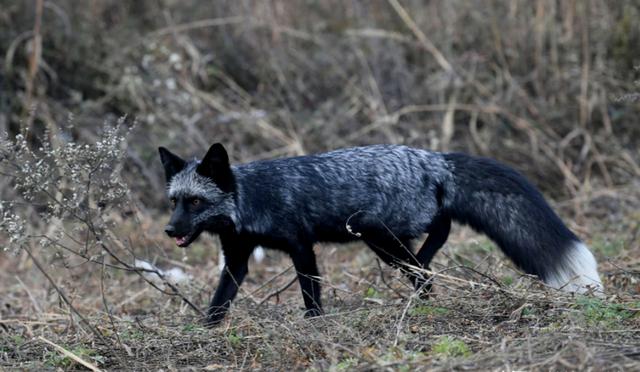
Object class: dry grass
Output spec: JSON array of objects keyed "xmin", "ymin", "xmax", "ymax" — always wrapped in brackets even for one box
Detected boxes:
[
  {"xmin": 2, "ymin": 1, "xmax": 639, "ymax": 204},
  {"xmin": 1, "ymin": 0, "xmax": 640, "ymax": 370},
  {"xmin": 1, "ymin": 219, "xmax": 639, "ymax": 370}
]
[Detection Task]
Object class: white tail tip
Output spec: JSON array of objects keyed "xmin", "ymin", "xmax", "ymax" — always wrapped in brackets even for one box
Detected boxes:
[{"xmin": 545, "ymin": 242, "xmax": 604, "ymax": 296}]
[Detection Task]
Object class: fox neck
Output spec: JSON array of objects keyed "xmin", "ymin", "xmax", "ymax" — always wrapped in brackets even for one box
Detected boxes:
[
  {"xmin": 205, "ymin": 193, "xmax": 240, "ymax": 233},
  {"xmin": 229, "ymin": 168, "xmax": 268, "ymax": 236}
]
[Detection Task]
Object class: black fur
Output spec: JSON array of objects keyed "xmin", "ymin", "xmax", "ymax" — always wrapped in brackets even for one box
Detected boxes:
[
  {"xmin": 196, "ymin": 143, "xmax": 235, "ymax": 193},
  {"xmin": 441, "ymin": 153, "xmax": 579, "ymax": 282},
  {"xmin": 158, "ymin": 144, "xmax": 601, "ymax": 327},
  {"xmin": 158, "ymin": 147, "xmax": 186, "ymax": 183}
]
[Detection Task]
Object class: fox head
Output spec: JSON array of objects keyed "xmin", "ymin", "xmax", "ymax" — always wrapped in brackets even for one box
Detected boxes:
[{"xmin": 158, "ymin": 143, "xmax": 236, "ymax": 247}]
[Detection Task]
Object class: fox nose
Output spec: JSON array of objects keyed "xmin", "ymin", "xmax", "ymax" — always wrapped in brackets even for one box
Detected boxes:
[{"xmin": 165, "ymin": 225, "xmax": 176, "ymax": 237}]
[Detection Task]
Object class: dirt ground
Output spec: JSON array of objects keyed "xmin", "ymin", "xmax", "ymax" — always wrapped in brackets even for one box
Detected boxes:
[
  {"xmin": 1, "ymin": 1, "xmax": 640, "ymax": 370},
  {"xmin": 1, "ymin": 212, "xmax": 639, "ymax": 371}
]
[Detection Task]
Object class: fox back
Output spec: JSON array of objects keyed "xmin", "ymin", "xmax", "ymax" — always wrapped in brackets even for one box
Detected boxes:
[
  {"xmin": 232, "ymin": 145, "xmax": 451, "ymax": 243},
  {"xmin": 159, "ymin": 143, "xmax": 602, "ymax": 326}
]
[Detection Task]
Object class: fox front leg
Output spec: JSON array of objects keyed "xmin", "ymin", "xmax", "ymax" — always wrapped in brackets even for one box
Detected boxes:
[{"xmin": 204, "ymin": 238, "xmax": 252, "ymax": 327}]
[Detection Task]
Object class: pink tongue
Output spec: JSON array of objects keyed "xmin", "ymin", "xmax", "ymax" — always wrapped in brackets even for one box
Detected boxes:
[{"xmin": 175, "ymin": 237, "xmax": 187, "ymax": 245}]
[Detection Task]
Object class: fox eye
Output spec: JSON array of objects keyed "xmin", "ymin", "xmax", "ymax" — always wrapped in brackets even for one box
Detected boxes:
[
  {"xmin": 191, "ymin": 198, "xmax": 201, "ymax": 206},
  {"xmin": 170, "ymin": 198, "xmax": 177, "ymax": 208}
]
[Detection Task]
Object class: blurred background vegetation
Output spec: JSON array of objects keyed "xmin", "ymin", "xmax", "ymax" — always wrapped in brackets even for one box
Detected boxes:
[
  {"xmin": 2, "ymin": 0, "xmax": 639, "ymax": 215},
  {"xmin": 1, "ymin": 1, "xmax": 640, "ymax": 369}
]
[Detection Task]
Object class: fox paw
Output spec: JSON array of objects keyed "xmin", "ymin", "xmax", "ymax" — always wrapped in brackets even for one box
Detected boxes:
[
  {"xmin": 202, "ymin": 314, "xmax": 225, "ymax": 328},
  {"xmin": 303, "ymin": 308, "xmax": 324, "ymax": 318}
]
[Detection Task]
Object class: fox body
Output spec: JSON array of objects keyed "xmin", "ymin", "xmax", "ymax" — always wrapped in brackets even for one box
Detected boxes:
[{"xmin": 159, "ymin": 144, "xmax": 603, "ymax": 326}]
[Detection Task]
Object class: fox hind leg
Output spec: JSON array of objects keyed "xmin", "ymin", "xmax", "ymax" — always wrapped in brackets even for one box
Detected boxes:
[
  {"xmin": 363, "ymin": 234, "xmax": 424, "ymax": 287},
  {"xmin": 414, "ymin": 213, "xmax": 452, "ymax": 295}
]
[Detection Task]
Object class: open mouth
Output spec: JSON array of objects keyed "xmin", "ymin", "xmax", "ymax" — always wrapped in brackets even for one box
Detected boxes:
[
  {"xmin": 175, "ymin": 234, "xmax": 193, "ymax": 248},
  {"xmin": 170, "ymin": 228, "xmax": 203, "ymax": 248}
]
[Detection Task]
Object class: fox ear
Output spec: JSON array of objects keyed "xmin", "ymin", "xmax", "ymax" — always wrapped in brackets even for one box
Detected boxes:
[
  {"xmin": 196, "ymin": 143, "xmax": 234, "ymax": 192},
  {"xmin": 158, "ymin": 147, "xmax": 186, "ymax": 183}
]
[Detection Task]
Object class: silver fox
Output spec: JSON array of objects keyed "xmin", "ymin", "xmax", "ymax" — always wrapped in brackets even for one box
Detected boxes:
[{"xmin": 159, "ymin": 143, "xmax": 603, "ymax": 326}]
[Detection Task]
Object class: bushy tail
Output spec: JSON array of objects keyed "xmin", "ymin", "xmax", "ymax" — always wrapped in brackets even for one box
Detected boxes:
[{"xmin": 442, "ymin": 153, "xmax": 603, "ymax": 294}]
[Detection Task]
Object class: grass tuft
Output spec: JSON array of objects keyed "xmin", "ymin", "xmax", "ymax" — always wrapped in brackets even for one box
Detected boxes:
[{"xmin": 431, "ymin": 336, "xmax": 472, "ymax": 358}]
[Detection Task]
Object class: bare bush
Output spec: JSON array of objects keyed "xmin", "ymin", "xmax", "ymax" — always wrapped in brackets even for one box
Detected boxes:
[{"xmin": 1, "ymin": 1, "xmax": 639, "ymax": 370}]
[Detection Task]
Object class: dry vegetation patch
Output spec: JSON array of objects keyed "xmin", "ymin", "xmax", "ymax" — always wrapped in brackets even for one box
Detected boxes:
[
  {"xmin": 1, "ymin": 0, "xmax": 639, "ymax": 370},
  {"xmin": 1, "ymin": 227, "xmax": 639, "ymax": 370}
]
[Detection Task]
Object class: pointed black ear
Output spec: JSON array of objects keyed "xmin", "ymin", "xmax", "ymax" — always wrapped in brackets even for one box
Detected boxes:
[
  {"xmin": 158, "ymin": 147, "xmax": 186, "ymax": 183},
  {"xmin": 196, "ymin": 143, "xmax": 235, "ymax": 192}
]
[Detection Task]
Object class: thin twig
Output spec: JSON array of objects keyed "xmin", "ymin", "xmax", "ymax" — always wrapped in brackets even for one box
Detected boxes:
[
  {"xmin": 23, "ymin": 0, "xmax": 44, "ymax": 131},
  {"xmin": 375, "ymin": 258, "xmax": 407, "ymax": 300},
  {"xmin": 100, "ymin": 258, "xmax": 128, "ymax": 357},
  {"xmin": 24, "ymin": 246, "xmax": 112, "ymax": 346},
  {"xmin": 98, "ymin": 241, "xmax": 205, "ymax": 317},
  {"xmin": 387, "ymin": 0, "xmax": 453, "ymax": 74},
  {"xmin": 258, "ymin": 276, "xmax": 299, "ymax": 306},
  {"xmin": 37, "ymin": 336, "xmax": 103, "ymax": 372}
]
